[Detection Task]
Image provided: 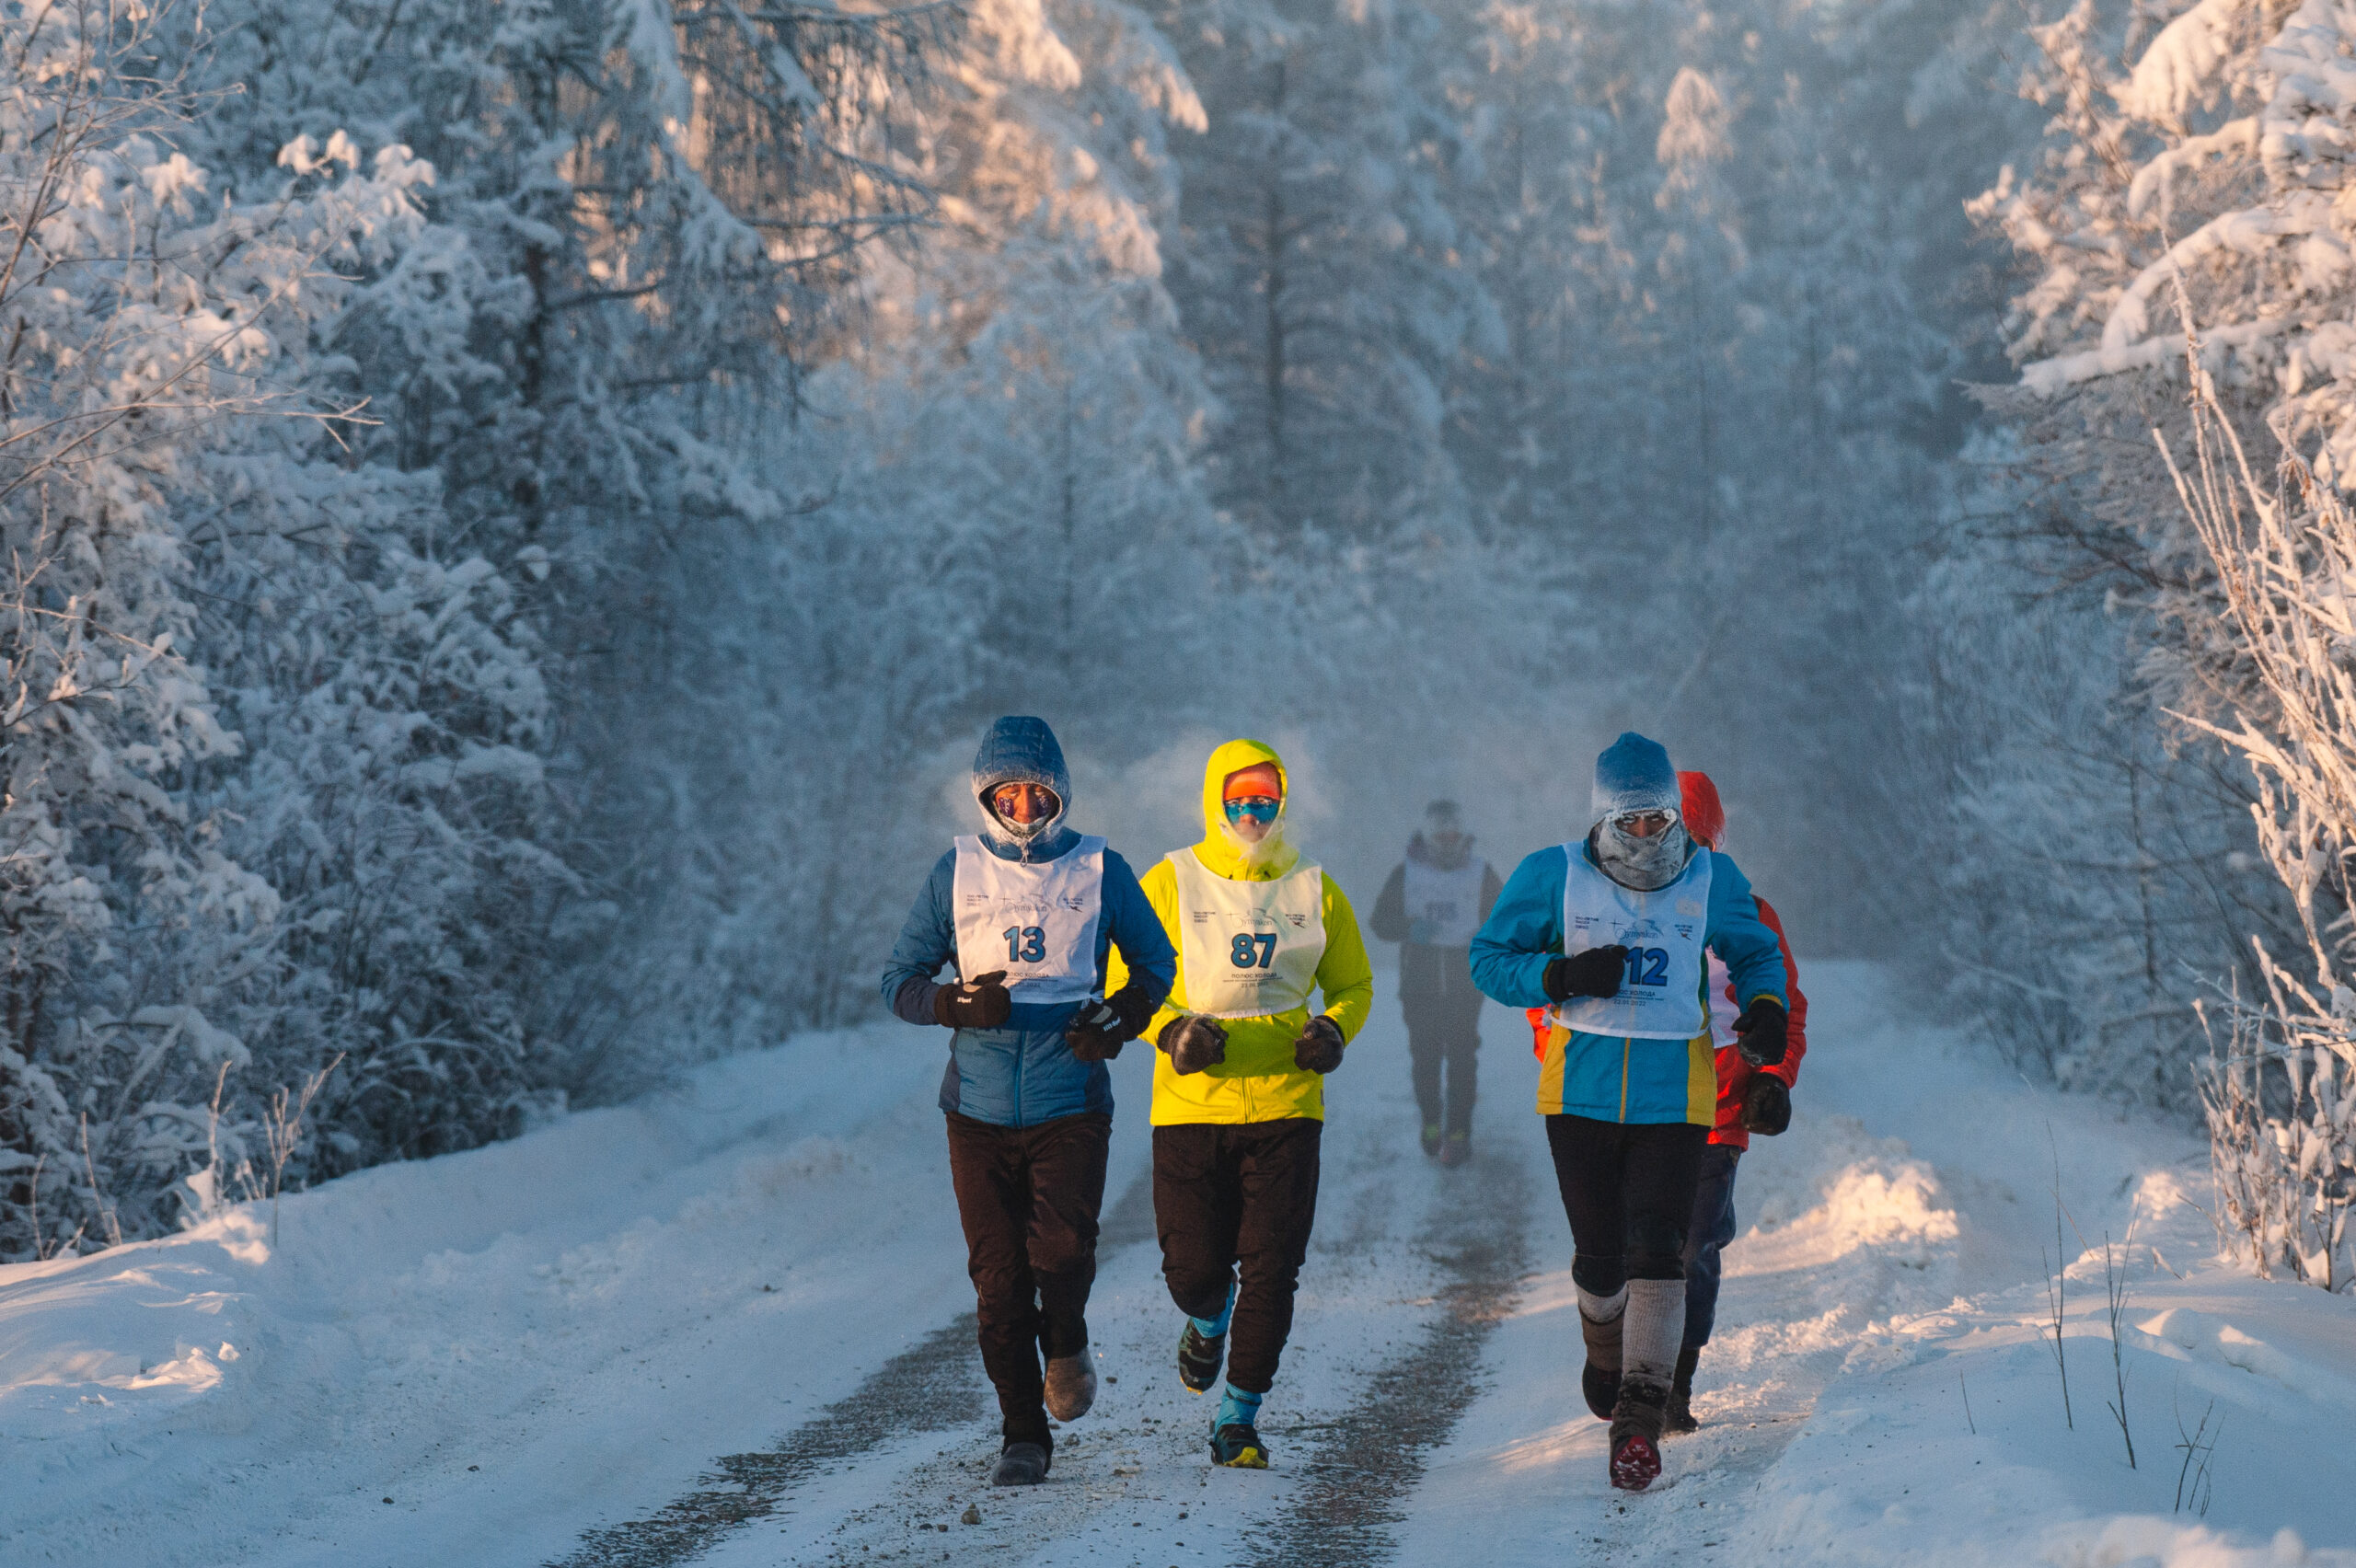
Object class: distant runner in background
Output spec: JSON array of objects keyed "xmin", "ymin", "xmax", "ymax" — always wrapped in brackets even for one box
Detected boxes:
[
  {"xmin": 1369, "ymin": 801, "xmax": 1502, "ymax": 1166},
  {"xmin": 1470, "ymin": 732, "xmax": 1788, "ymax": 1493},
  {"xmin": 1107, "ymin": 739, "xmax": 1374, "ymax": 1471},
  {"xmin": 879, "ymin": 717, "xmax": 1176, "ymax": 1489},
  {"xmin": 1668, "ymin": 770, "xmax": 1807, "ymax": 1435}
]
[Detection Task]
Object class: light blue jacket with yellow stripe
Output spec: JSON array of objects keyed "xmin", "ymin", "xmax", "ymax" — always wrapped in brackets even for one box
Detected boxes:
[{"xmin": 1469, "ymin": 837, "xmax": 1788, "ymax": 1124}]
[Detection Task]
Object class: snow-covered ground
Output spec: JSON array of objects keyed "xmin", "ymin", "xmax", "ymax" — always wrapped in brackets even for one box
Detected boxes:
[{"xmin": 3, "ymin": 963, "xmax": 2351, "ymax": 1566}]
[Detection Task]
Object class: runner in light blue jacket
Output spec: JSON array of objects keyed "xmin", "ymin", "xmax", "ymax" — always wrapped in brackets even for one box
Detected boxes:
[{"xmin": 1467, "ymin": 732, "xmax": 1787, "ymax": 1494}]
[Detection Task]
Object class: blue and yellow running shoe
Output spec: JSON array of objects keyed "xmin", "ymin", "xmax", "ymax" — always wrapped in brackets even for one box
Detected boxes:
[{"xmin": 1210, "ymin": 1422, "xmax": 1268, "ymax": 1469}]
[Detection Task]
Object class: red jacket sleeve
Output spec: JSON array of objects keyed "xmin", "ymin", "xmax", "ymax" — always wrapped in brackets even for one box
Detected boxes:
[{"xmin": 1754, "ymin": 895, "xmax": 1806, "ymax": 1086}]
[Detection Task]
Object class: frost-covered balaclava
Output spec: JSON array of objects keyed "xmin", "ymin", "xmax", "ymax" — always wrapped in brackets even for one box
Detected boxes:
[
  {"xmin": 1588, "ymin": 732, "xmax": 1692, "ymax": 892},
  {"xmin": 972, "ymin": 716, "xmax": 1071, "ymax": 860}
]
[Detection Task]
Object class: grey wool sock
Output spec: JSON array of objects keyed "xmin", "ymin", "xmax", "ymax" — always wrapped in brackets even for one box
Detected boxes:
[{"xmin": 1623, "ymin": 1277, "xmax": 1687, "ymax": 1384}]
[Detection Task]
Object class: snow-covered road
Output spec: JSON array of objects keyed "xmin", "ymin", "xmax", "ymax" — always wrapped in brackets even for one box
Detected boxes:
[{"xmin": 4, "ymin": 963, "xmax": 2352, "ymax": 1567}]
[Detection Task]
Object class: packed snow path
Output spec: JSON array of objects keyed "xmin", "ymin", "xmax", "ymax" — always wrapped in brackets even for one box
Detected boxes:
[{"xmin": 4, "ymin": 964, "xmax": 2354, "ymax": 1567}]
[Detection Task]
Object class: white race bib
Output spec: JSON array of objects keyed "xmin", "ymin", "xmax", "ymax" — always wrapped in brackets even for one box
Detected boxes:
[
  {"xmin": 1169, "ymin": 849, "xmax": 1326, "ymax": 1019},
  {"xmin": 1403, "ymin": 857, "xmax": 1486, "ymax": 947},
  {"xmin": 952, "ymin": 836, "xmax": 1106, "ymax": 1004},
  {"xmin": 1550, "ymin": 846, "xmax": 1714, "ymax": 1040}
]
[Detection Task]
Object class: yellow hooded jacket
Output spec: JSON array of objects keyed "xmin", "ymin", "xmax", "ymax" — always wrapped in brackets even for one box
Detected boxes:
[{"xmin": 1106, "ymin": 739, "xmax": 1374, "ymax": 1124}]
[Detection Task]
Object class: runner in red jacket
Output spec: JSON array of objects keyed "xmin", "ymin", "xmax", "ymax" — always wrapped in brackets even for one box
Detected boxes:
[{"xmin": 1673, "ymin": 770, "xmax": 1805, "ymax": 1431}]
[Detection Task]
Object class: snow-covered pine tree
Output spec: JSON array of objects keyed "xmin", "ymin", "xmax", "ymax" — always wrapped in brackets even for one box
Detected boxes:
[
  {"xmin": 165, "ymin": 0, "xmax": 938, "ymax": 1093},
  {"xmin": 1158, "ymin": 0, "xmax": 1485, "ymax": 542},
  {"xmin": 1438, "ymin": 0, "xmax": 1649, "ymax": 547},
  {"xmin": 0, "ymin": 0, "xmax": 475, "ymax": 1253}
]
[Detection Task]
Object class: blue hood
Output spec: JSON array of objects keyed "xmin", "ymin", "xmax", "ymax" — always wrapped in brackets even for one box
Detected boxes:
[
  {"xmin": 1591, "ymin": 732, "xmax": 1680, "ymax": 826},
  {"xmin": 973, "ymin": 716, "xmax": 1073, "ymax": 860}
]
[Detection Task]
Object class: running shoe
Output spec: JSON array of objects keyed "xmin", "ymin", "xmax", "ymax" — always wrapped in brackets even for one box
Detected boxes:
[
  {"xmin": 991, "ymin": 1441, "xmax": 1050, "ymax": 1487},
  {"xmin": 1178, "ymin": 1320, "xmax": 1226, "ymax": 1393},
  {"xmin": 1665, "ymin": 1344, "xmax": 1701, "ymax": 1435},
  {"xmin": 1210, "ymin": 1423, "xmax": 1269, "ymax": 1469},
  {"xmin": 1581, "ymin": 1361, "xmax": 1620, "ymax": 1421},
  {"xmin": 1608, "ymin": 1378, "xmax": 1669, "ymax": 1492},
  {"xmin": 1045, "ymin": 1352, "xmax": 1096, "ymax": 1422}
]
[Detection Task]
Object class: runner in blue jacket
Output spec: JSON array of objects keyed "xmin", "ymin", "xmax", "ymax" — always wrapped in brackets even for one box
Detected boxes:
[
  {"xmin": 880, "ymin": 717, "xmax": 1175, "ymax": 1487},
  {"xmin": 1469, "ymin": 732, "xmax": 1786, "ymax": 1493}
]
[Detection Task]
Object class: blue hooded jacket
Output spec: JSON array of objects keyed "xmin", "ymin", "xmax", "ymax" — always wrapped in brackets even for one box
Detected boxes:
[
  {"xmin": 880, "ymin": 717, "xmax": 1176, "ymax": 1127},
  {"xmin": 1468, "ymin": 732, "xmax": 1787, "ymax": 1124}
]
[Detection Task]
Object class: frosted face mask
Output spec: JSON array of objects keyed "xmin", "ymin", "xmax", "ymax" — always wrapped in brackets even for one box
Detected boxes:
[
  {"xmin": 987, "ymin": 781, "xmax": 1062, "ymax": 840},
  {"xmin": 1597, "ymin": 810, "xmax": 1691, "ymax": 891}
]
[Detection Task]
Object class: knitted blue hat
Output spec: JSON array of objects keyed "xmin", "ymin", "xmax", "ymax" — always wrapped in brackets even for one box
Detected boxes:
[{"xmin": 1591, "ymin": 732, "xmax": 1679, "ymax": 826}]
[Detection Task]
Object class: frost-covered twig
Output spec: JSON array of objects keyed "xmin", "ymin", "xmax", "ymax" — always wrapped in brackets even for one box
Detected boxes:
[
  {"xmin": 261, "ymin": 1054, "xmax": 342, "ymax": 1246},
  {"xmin": 2103, "ymin": 1234, "xmax": 2136, "ymax": 1468},
  {"xmin": 2041, "ymin": 1135, "xmax": 2078, "ymax": 1428},
  {"xmin": 2174, "ymin": 1390, "xmax": 2219, "ymax": 1515}
]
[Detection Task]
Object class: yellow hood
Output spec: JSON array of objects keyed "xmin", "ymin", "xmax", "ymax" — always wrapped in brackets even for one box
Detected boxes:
[{"xmin": 1193, "ymin": 738, "xmax": 1300, "ymax": 881}]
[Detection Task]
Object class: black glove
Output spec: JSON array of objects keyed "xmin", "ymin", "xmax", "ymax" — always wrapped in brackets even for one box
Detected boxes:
[
  {"xmin": 1742, "ymin": 1074, "xmax": 1791, "ymax": 1136},
  {"xmin": 1064, "ymin": 986, "xmax": 1155, "ymax": 1063},
  {"xmin": 1158, "ymin": 1014, "xmax": 1228, "ymax": 1075},
  {"xmin": 1733, "ymin": 998, "xmax": 1787, "ymax": 1066},
  {"xmin": 933, "ymin": 970, "xmax": 1011, "ymax": 1030},
  {"xmin": 1543, "ymin": 946, "xmax": 1628, "ymax": 1003},
  {"xmin": 1293, "ymin": 1015, "xmax": 1345, "ymax": 1074}
]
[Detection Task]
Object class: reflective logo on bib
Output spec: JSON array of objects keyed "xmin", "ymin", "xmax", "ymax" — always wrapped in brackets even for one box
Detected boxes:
[
  {"xmin": 1550, "ymin": 846, "xmax": 1714, "ymax": 1041},
  {"xmin": 952, "ymin": 836, "xmax": 1106, "ymax": 1004},
  {"xmin": 1169, "ymin": 849, "xmax": 1325, "ymax": 1019}
]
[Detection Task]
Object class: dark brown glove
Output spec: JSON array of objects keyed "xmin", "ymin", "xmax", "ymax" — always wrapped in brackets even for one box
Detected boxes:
[
  {"xmin": 1293, "ymin": 1015, "xmax": 1345, "ymax": 1073},
  {"xmin": 1158, "ymin": 1014, "xmax": 1228, "ymax": 1075},
  {"xmin": 1065, "ymin": 985, "xmax": 1157, "ymax": 1062},
  {"xmin": 933, "ymin": 970, "xmax": 1011, "ymax": 1030},
  {"xmin": 1741, "ymin": 1074, "xmax": 1791, "ymax": 1135}
]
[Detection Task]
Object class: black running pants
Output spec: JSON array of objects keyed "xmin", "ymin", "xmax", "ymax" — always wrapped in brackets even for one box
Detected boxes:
[
  {"xmin": 1403, "ymin": 944, "xmax": 1484, "ymax": 1136},
  {"xmin": 1152, "ymin": 1118, "xmax": 1322, "ymax": 1394},
  {"xmin": 944, "ymin": 1110, "xmax": 1109, "ymax": 1447},
  {"xmin": 1681, "ymin": 1143, "xmax": 1742, "ymax": 1348},
  {"xmin": 1543, "ymin": 1113, "xmax": 1708, "ymax": 1295}
]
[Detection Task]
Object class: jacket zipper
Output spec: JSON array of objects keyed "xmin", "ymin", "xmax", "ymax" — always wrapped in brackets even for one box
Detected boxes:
[{"xmin": 1618, "ymin": 1037, "xmax": 1632, "ymax": 1123}]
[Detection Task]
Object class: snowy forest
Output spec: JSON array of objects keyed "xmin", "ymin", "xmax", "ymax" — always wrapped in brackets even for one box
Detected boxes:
[{"xmin": 1, "ymin": 0, "xmax": 2352, "ymax": 1304}]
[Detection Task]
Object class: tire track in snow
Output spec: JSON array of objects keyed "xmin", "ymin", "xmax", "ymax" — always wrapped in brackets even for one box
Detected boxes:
[
  {"xmin": 545, "ymin": 1315, "xmax": 987, "ymax": 1568},
  {"xmin": 545, "ymin": 1168, "xmax": 1158, "ymax": 1568},
  {"xmin": 1240, "ymin": 1144, "xmax": 1534, "ymax": 1568}
]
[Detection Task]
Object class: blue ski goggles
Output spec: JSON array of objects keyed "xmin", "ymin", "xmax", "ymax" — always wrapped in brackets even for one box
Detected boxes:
[{"xmin": 1223, "ymin": 796, "xmax": 1281, "ymax": 825}]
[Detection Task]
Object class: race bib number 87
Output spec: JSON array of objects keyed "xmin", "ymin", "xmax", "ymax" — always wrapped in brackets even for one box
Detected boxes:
[{"xmin": 1230, "ymin": 932, "xmax": 1278, "ymax": 969}]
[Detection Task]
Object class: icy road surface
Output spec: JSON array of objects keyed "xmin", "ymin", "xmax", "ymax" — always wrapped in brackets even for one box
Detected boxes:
[{"xmin": 3, "ymin": 963, "xmax": 2353, "ymax": 1567}]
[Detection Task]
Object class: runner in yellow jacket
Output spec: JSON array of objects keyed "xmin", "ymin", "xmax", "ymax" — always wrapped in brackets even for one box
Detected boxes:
[{"xmin": 1107, "ymin": 738, "xmax": 1373, "ymax": 1470}]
